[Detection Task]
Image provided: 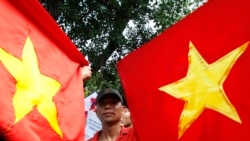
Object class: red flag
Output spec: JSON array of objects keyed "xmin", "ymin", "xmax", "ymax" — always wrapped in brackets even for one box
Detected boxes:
[
  {"xmin": 117, "ymin": 0, "xmax": 250, "ymax": 140},
  {"xmin": 0, "ymin": 0, "xmax": 88, "ymax": 141}
]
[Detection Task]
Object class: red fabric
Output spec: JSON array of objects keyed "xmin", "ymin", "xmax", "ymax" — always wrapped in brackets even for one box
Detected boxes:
[
  {"xmin": 117, "ymin": 0, "xmax": 250, "ymax": 141},
  {"xmin": 0, "ymin": 0, "xmax": 88, "ymax": 141},
  {"xmin": 87, "ymin": 127, "xmax": 136, "ymax": 141}
]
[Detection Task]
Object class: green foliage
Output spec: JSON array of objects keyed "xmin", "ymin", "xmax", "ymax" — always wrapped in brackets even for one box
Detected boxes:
[{"xmin": 41, "ymin": 0, "xmax": 206, "ymax": 96}]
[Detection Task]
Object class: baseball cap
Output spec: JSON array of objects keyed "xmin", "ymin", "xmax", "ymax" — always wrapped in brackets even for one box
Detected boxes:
[{"xmin": 96, "ymin": 88, "xmax": 123, "ymax": 104}]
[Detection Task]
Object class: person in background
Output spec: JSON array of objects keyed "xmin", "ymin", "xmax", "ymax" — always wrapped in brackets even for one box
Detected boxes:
[
  {"xmin": 87, "ymin": 88, "xmax": 136, "ymax": 141},
  {"xmin": 121, "ymin": 97, "xmax": 133, "ymax": 128}
]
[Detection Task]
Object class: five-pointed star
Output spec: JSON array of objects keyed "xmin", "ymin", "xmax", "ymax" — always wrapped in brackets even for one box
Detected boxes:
[
  {"xmin": 159, "ymin": 41, "xmax": 248, "ymax": 138},
  {"xmin": 0, "ymin": 36, "xmax": 62, "ymax": 137}
]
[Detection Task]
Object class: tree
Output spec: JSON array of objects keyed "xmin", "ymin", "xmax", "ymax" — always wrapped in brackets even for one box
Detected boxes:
[{"xmin": 41, "ymin": 0, "xmax": 206, "ymax": 96}]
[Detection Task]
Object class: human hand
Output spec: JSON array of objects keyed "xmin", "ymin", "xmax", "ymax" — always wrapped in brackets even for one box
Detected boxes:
[{"xmin": 81, "ymin": 65, "xmax": 92, "ymax": 80}]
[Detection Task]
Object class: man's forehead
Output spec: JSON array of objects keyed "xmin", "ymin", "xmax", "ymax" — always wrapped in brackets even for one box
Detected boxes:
[{"xmin": 98, "ymin": 94, "xmax": 120, "ymax": 101}]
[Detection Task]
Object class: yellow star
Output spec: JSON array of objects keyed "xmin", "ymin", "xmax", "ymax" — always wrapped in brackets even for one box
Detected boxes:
[
  {"xmin": 159, "ymin": 41, "xmax": 248, "ymax": 139},
  {"xmin": 0, "ymin": 36, "xmax": 62, "ymax": 137}
]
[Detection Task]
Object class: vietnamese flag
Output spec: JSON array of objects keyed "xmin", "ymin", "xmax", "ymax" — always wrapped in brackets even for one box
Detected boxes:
[
  {"xmin": 117, "ymin": 0, "xmax": 250, "ymax": 140},
  {"xmin": 0, "ymin": 0, "xmax": 88, "ymax": 141}
]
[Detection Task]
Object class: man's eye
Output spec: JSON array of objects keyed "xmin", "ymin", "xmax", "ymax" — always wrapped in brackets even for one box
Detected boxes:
[
  {"xmin": 98, "ymin": 102, "xmax": 105, "ymax": 106},
  {"xmin": 111, "ymin": 100, "xmax": 119, "ymax": 104},
  {"xmin": 98, "ymin": 100, "xmax": 119, "ymax": 106}
]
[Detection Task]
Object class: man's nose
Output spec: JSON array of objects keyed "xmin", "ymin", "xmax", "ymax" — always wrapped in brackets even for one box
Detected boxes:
[{"xmin": 103, "ymin": 103, "xmax": 112, "ymax": 109}]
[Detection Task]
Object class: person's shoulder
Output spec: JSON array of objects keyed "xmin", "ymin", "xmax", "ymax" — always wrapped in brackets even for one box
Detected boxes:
[
  {"xmin": 121, "ymin": 126, "xmax": 134, "ymax": 136},
  {"xmin": 122, "ymin": 126, "xmax": 133, "ymax": 132},
  {"xmin": 87, "ymin": 131, "xmax": 101, "ymax": 141},
  {"xmin": 120, "ymin": 126, "xmax": 137, "ymax": 141}
]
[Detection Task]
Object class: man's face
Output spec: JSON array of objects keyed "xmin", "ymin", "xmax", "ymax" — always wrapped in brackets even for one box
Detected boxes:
[{"xmin": 96, "ymin": 95, "xmax": 125, "ymax": 125}]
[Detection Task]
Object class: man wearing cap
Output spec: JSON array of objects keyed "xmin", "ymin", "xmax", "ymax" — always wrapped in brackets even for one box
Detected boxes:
[{"xmin": 87, "ymin": 88, "xmax": 136, "ymax": 141}]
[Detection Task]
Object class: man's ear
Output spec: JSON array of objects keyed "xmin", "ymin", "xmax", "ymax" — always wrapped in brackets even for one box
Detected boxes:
[
  {"xmin": 124, "ymin": 107, "xmax": 129, "ymax": 112},
  {"xmin": 121, "ymin": 105, "xmax": 126, "ymax": 113}
]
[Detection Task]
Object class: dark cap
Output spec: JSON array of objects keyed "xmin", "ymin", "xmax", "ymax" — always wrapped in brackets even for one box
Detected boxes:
[{"xmin": 96, "ymin": 88, "xmax": 123, "ymax": 104}]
